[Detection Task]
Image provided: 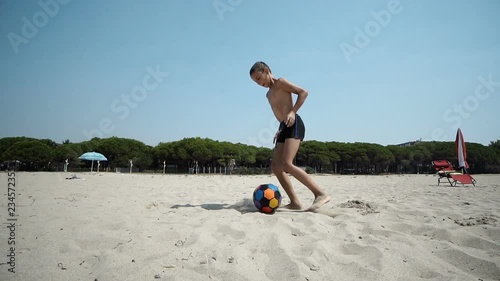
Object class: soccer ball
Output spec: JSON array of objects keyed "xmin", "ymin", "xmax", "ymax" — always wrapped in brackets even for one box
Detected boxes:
[{"xmin": 253, "ymin": 184, "xmax": 282, "ymax": 214}]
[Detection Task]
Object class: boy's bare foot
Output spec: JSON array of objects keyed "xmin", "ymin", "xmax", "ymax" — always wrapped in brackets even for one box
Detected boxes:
[
  {"xmin": 306, "ymin": 194, "xmax": 331, "ymax": 212},
  {"xmin": 281, "ymin": 202, "xmax": 302, "ymax": 210}
]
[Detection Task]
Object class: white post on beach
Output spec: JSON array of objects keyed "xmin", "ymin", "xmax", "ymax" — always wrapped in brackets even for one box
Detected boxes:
[
  {"xmin": 163, "ymin": 161, "xmax": 166, "ymax": 174},
  {"xmin": 130, "ymin": 160, "xmax": 133, "ymax": 174}
]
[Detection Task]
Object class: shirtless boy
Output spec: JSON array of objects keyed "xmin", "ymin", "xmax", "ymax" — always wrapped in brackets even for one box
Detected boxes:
[{"xmin": 249, "ymin": 61, "xmax": 331, "ymax": 212}]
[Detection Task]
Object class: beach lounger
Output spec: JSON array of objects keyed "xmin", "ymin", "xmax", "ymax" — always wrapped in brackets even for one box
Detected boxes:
[
  {"xmin": 431, "ymin": 160, "xmax": 476, "ymax": 186},
  {"xmin": 448, "ymin": 173, "xmax": 476, "ymax": 186}
]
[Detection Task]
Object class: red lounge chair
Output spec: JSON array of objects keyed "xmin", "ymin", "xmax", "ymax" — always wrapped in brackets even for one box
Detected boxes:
[
  {"xmin": 431, "ymin": 160, "xmax": 476, "ymax": 186},
  {"xmin": 448, "ymin": 173, "xmax": 476, "ymax": 186}
]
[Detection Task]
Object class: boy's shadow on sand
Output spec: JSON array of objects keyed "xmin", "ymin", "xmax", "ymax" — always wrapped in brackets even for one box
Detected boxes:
[{"xmin": 171, "ymin": 198, "xmax": 258, "ymax": 214}]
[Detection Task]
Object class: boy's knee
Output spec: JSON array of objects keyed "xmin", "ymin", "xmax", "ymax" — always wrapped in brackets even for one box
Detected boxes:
[
  {"xmin": 283, "ymin": 161, "xmax": 295, "ymax": 172},
  {"xmin": 271, "ymin": 162, "xmax": 283, "ymax": 173}
]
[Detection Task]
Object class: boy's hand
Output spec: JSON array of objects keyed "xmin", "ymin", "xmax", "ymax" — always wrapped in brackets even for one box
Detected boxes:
[{"xmin": 285, "ymin": 112, "xmax": 295, "ymax": 127}]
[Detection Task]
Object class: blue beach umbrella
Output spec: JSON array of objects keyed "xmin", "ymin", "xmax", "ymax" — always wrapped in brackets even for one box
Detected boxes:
[{"xmin": 78, "ymin": 152, "xmax": 107, "ymax": 172}]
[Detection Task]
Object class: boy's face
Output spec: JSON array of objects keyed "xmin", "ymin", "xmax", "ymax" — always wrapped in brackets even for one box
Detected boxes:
[{"xmin": 251, "ymin": 69, "xmax": 272, "ymax": 88}]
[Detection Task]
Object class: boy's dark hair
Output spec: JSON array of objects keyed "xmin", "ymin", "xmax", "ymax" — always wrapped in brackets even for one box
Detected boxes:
[{"xmin": 249, "ymin": 61, "xmax": 271, "ymax": 75}]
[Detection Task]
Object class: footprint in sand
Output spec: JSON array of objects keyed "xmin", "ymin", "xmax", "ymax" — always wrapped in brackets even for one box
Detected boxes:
[
  {"xmin": 339, "ymin": 243, "xmax": 383, "ymax": 272},
  {"xmin": 339, "ymin": 200, "xmax": 379, "ymax": 215},
  {"xmin": 435, "ymin": 248, "xmax": 500, "ymax": 279},
  {"xmin": 78, "ymin": 254, "xmax": 102, "ymax": 268},
  {"xmin": 262, "ymin": 236, "xmax": 301, "ymax": 280},
  {"xmin": 453, "ymin": 215, "xmax": 498, "ymax": 227},
  {"xmin": 217, "ymin": 224, "xmax": 246, "ymax": 240}
]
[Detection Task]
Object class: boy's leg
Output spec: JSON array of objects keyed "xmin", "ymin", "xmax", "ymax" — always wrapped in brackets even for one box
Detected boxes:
[
  {"xmin": 282, "ymin": 138, "xmax": 331, "ymax": 211},
  {"xmin": 272, "ymin": 142, "xmax": 302, "ymax": 209}
]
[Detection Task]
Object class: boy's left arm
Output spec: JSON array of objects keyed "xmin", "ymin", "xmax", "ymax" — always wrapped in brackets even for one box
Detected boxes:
[
  {"xmin": 280, "ymin": 78, "xmax": 308, "ymax": 126},
  {"xmin": 280, "ymin": 78, "xmax": 308, "ymax": 113}
]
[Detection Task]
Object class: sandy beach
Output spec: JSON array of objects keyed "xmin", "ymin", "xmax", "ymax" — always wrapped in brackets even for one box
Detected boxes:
[{"xmin": 0, "ymin": 172, "xmax": 499, "ymax": 281}]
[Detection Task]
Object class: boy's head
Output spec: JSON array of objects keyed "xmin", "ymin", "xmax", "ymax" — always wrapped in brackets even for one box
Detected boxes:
[{"xmin": 249, "ymin": 61, "xmax": 273, "ymax": 88}]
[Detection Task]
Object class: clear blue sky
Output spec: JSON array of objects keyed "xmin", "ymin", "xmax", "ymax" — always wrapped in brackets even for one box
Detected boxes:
[{"xmin": 1, "ymin": 0, "xmax": 499, "ymax": 148}]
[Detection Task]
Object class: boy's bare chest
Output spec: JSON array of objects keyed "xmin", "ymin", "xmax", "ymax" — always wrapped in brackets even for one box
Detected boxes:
[{"xmin": 266, "ymin": 89, "xmax": 287, "ymax": 103}]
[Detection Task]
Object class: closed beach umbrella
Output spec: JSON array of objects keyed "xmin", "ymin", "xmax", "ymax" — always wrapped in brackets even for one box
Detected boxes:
[
  {"xmin": 79, "ymin": 152, "xmax": 108, "ymax": 172},
  {"xmin": 455, "ymin": 128, "xmax": 468, "ymax": 171}
]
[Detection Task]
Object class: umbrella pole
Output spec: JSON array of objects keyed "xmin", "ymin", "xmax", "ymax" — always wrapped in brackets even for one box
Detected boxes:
[{"xmin": 91, "ymin": 160, "xmax": 94, "ymax": 172}]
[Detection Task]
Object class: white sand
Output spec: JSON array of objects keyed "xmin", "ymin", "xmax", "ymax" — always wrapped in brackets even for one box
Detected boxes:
[{"xmin": 1, "ymin": 172, "xmax": 499, "ymax": 281}]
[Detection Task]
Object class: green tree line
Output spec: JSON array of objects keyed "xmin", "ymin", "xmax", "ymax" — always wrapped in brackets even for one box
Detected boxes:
[{"xmin": 1, "ymin": 136, "xmax": 499, "ymax": 174}]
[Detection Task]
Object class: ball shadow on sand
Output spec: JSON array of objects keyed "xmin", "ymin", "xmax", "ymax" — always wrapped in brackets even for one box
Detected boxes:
[{"xmin": 170, "ymin": 198, "xmax": 258, "ymax": 214}]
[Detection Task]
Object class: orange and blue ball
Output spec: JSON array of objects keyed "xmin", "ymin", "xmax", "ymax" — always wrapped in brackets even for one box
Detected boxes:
[{"xmin": 253, "ymin": 184, "xmax": 282, "ymax": 214}]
